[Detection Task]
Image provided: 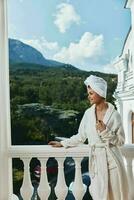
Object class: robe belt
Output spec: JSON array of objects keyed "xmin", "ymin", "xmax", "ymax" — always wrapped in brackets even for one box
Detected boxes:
[{"xmin": 89, "ymin": 142, "xmax": 110, "ymax": 178}]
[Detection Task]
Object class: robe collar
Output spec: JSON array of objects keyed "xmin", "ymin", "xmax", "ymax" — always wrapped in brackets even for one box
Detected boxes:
[
  {"xmin": 103, "ymin": 102, "xmax": 115, "ymax": 125},
  {"xmin": 91, "ymin": 102, "xmax": 115, "ymax": 126}
]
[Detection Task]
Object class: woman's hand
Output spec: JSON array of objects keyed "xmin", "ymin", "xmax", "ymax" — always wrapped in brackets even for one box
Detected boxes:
[
  {"xmin": 48, "ymin": 141, "xmax": 63, "ymax": 147},
  {"xmin": 96, "ymin": 120, "xmax": 106, "ymax": 133}
]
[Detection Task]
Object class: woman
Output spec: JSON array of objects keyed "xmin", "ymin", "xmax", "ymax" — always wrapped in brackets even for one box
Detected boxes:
[{"xmin": 49, "ymin": 75, "xmax": 129, "ymax": 200}]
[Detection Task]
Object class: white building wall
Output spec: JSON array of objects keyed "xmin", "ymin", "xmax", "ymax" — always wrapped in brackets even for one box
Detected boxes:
[
  {"xmin": 114, "ymin": 0, "xmax": 134, "ymax": 144},
  {"xmin": 122, "ymin": 100, "xmax": 134, "ymax": 143}
]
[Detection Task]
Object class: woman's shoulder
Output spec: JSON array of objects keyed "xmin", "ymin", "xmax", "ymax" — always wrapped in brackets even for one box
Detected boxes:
[
  {"xmin": 113, "ymin": 109, "xmax": 121, "ymax": 119},
  {"xmin": 108, "ymin": 103, "xmax": 122, "ymax": 122},
  {"xmin": 84, "ymin": 104, "xmax": 95, "ymax": 115},
  {"xmin": 107, "ymin": 102, "xmax": 119, "ymax": 114}
]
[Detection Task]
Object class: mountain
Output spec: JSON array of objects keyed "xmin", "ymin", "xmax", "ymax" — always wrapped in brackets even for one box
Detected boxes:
[{"xmin": 9, "ymin": 38, "xmax": 64, "ymax": 67}]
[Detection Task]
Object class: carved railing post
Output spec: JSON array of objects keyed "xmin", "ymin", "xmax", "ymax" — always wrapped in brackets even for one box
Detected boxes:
[
  {"xmin": 55, "ymin": 158, "xmax": 68, "ymax": 200},
  {"xmin": 72, "ymin": 157, "xmax": 85, "ymax": 200},
  {"xmin": 9, "ymin": 144, "xmax": 134, "ymax": 200},
  {"xmin": 125, "ymin": 157, "xmax": 134, "ymax": 199},
  {"xmin": 20, "ymin": 158, "xmax": 33, "ymax": 200},
  {"xmin": 37, "ymin": 158, "xmax": 51, "ymax": 199}
]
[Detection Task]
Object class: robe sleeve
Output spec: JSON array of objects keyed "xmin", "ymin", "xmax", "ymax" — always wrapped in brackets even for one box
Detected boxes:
[
  {"xmin": 99, "ymin": 111, "xmax": 125, "ymax": 146},
  {"xmin": 61, "ymin": 111, "xmax": 87, "ymax": 148}
]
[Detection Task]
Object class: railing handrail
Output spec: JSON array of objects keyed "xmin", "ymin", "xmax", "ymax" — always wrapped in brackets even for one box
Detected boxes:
[
  {"xmin": 9, "ymin": 144, "xmax": 134, "ymax": 199},
  {"xmin": 8, "ymin": 144, "xmax": 90, "ymax": 158},
  {"xmin": 8, "ymin": 144, "xmax": 134, "ymax": 158}
]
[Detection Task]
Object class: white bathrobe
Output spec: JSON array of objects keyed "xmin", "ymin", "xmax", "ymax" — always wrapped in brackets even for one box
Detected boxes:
[{"xmin": 61, "ymin": 103, "xmax": 129, "ymax": 200}]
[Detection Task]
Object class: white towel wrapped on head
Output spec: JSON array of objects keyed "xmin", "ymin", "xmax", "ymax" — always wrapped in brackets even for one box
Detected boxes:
[{"xmin": 84, "ymin": 75, "xmax": 107, "ymax": 98}]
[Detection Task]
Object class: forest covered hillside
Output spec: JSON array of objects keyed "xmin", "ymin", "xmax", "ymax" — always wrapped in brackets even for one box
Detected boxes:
[{"xmin": 10, "ymin": 62, "xmax": 117, "ymax": 145}]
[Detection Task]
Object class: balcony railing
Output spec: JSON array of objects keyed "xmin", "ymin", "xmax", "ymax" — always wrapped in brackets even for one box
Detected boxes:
[{"xmin": 9, "ymin": 144, "xmax": 134, "ymax": 200}]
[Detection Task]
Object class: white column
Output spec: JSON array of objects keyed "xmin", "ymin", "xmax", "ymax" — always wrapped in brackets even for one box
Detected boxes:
[
  {"xmin": 38, "ymin": 158, "xmax": 51, "ymax": 199},
  {"xmin": 125, "ymin": 157, "xmax": 134, "ymax": 199},
  {"xmin": 121, "ymin": 146, "xmax": 134, "ymax": 199},
  {"xmin": 20, "ymin": 158, "xmax": 33, "ymax": 199},
  {"xmin": 72, "ymin": 157, "xmax": 85, "ymax": 200},
  {"xmin": 0, "ymin": 0, "xmax": 12, "ymax": 199},
  {"xmin": 55, "ymin": 158, "xmax": 68, "ymax": 200}
]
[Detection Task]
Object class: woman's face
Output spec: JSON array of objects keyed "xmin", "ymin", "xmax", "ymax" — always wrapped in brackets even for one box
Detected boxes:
[{"xmin": 87, "ymin": 86, "xmax": 103, "ymax": 105}]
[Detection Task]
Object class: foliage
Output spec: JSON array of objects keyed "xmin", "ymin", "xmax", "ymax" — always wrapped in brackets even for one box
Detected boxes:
[
  {"xmin": 10, "ymin": 63, "xmax": 117, "ymax": 198},
  {"xmin": 10, "ymin": 63, "xmax": 117, "ymax": 145}
]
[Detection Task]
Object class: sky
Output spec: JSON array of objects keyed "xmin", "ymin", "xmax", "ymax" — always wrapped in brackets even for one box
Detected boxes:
[{"xmin": 7, "ymin": 0, "xmax": 131, "ymax": 73}]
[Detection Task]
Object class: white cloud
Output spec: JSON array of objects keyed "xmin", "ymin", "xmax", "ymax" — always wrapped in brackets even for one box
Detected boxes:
[
  {"xmin": 102, "ymin": 64, "xmax": 115, "ymax": 74},
  {"xmin": 53, "ymin": 32, "xmax": 104, "ymax": 66},
  {"xmin": 19, "ymin": 33, "xmax": 116, "ymax": 73},
  {"xmin": 54, "ymin": 3, "xmax": 81, "ymax": 33},
  {"xmin": 20, "ymin": 37, "xmax": 59, "ymax": 58},
  {"xmin": 101, "ymin": 57, "xmax": 118, "ymax": 74}
]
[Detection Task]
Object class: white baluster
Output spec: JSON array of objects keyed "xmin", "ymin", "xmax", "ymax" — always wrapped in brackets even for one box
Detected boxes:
[
  {"xmin": 125, "ymin": 157, "xmax": 134, "ymax": 199},
  {"xmin": 20, "ymin": 158, "xmax": 33, "ymax": 200},
  {"xmin": 55, "ymin": 158, "xmax": 68, "ymax": 200},
  {"xmin": 37, "ymin": 158, "xmax": 51, "ymax": 200},
  {"xmin": 72, "ymin": 157, "xmax": 85, "ymax": 200},
  {"xmin": 11, "ymin": 194, "xmax": 19, "ymax": 200}
]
